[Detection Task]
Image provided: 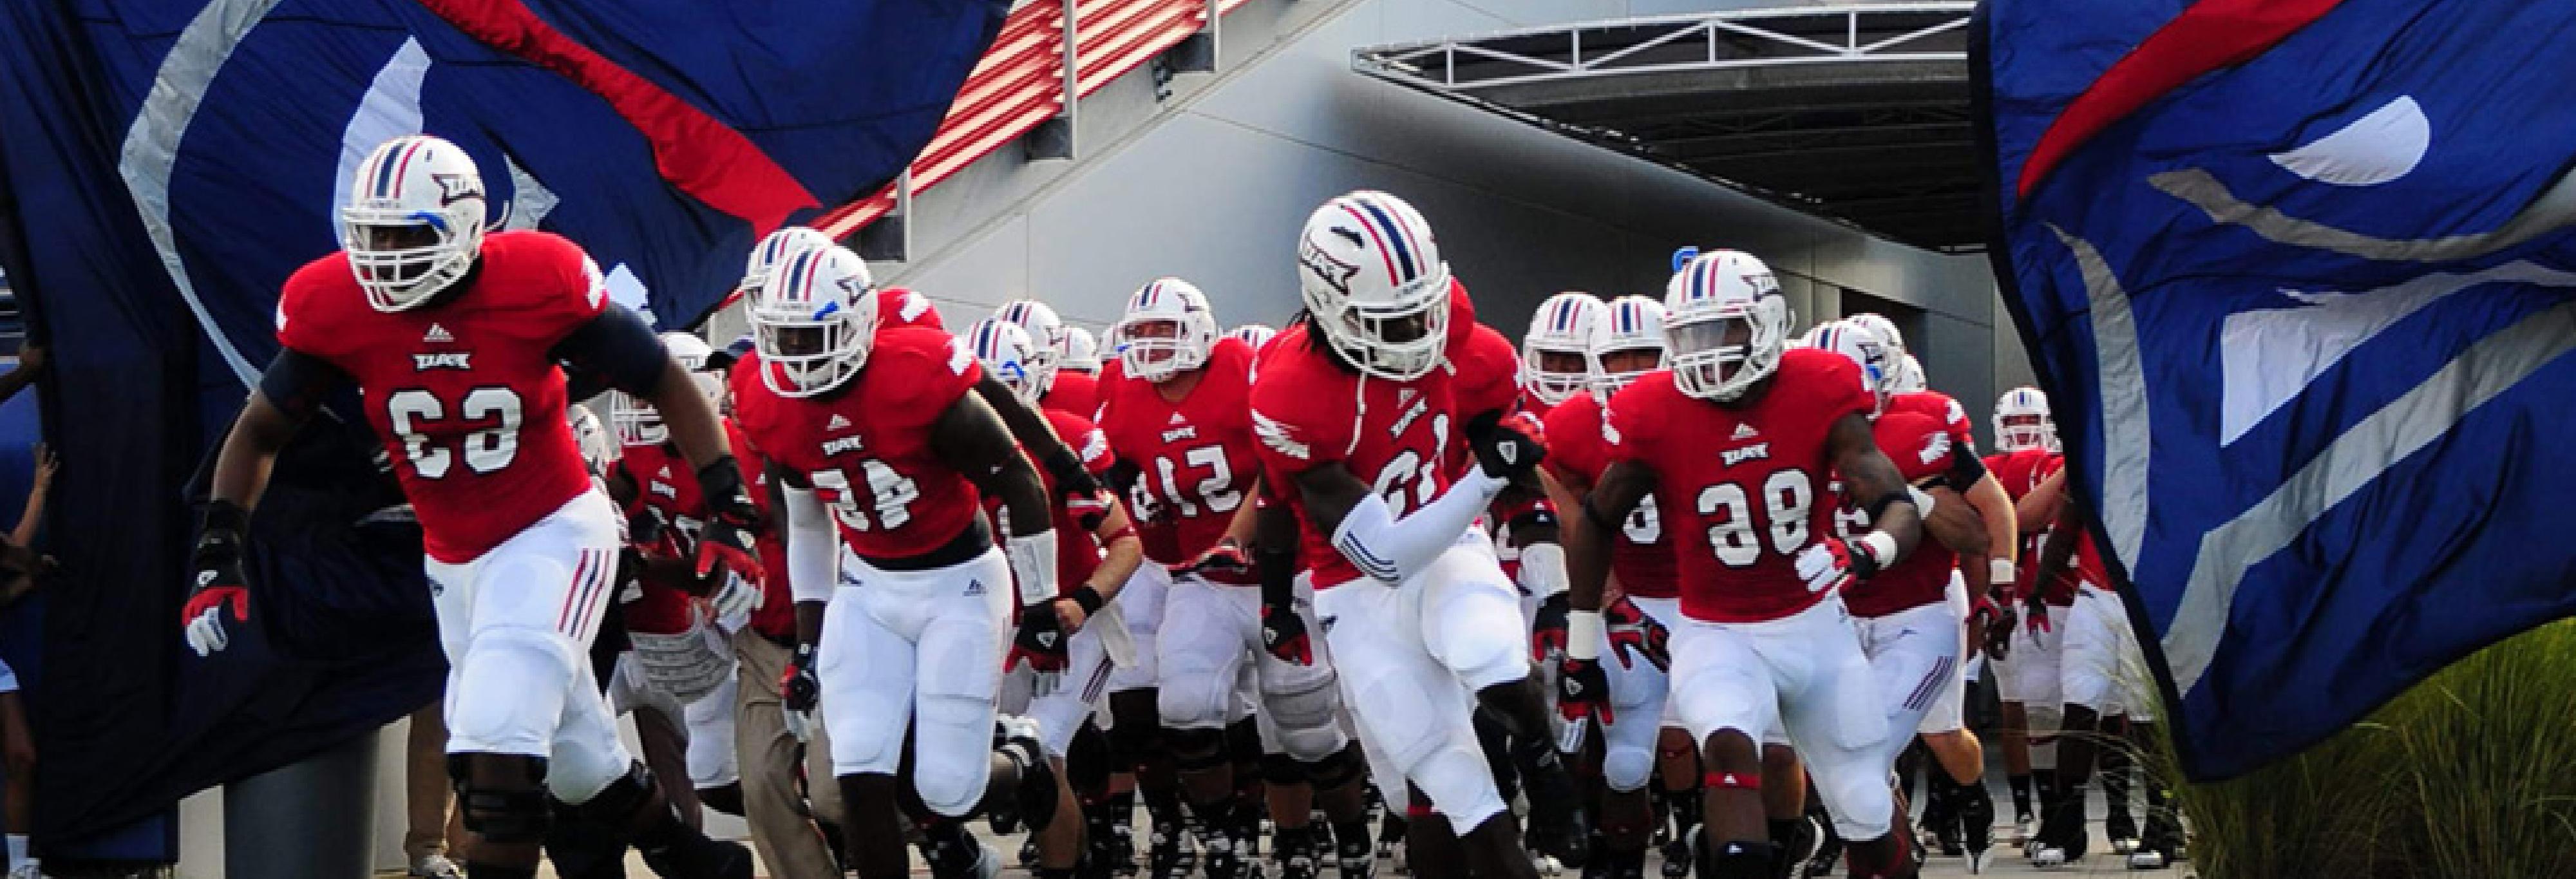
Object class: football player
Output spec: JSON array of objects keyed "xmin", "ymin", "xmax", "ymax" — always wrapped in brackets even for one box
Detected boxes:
[
  {"xmin": 1982, "ymin": 386, "xmax": 2068, "ymax": 851},
  {"xmin": 1249, "ymin": 191, "xmax": 1578, "ymax": 879},
  {"xmin": 1061, "ymin": 325, "xmax": 1104, "ymax": 377},
  {"xmin": 183, "ymin": 135, "xmax": 757, "ymax": 879},
  {"xmin": 1560, "ymin": 250, "xmax": 1927, "ymax": 879},
  {"xmin": 966, "ymin": 317, "xmax": 1150, "ymax": 879},
  {"xmin": 1531, "ymin": 294, "xmax": 1685, "ymax": 879},
  {"xmin": 732, "ymin": 244, "xmax": 1063, "ymax": 879},
  {"xmin": 1805, "ymin": 320, "xmax": 2000, "ymax": 871},
  {"xmin": 2021, "ymin": 466, "xmax": 2170, "ymax": 869},
  {"xmin": 999, "ymin": 299, "xmax": 1100, "ymax": 421},
  {"xmin": 1097, "ymin": 279, "xmax": 1377, "ymax": 879}
]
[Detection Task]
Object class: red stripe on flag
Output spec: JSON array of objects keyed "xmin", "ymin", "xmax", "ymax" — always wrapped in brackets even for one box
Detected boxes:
[
  {"xmin": 415, "ymin": 0, "xmax": 821, "ymax": 234},
  {"xmin": 2014, "ymin": 0, "xmax": 2347, "ymax": 199}
]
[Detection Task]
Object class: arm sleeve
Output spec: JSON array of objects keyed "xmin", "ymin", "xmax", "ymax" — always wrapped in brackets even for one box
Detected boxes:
[
  {"xmin": 551, "ymin": 303, "xmax": 667, "ymax": 397},
  {"xmin": 1944, "ymin": 445, "xmax": 1989, "ymax": 492},
  {"xmin": 1329, "ymin": 466, "xmax": 1506, "ymax": 585},
  {"xmin": 258, "ymin": 347, "xmax": 353, "ymax": 421},
  {"xmin": 783, "ymin": 485, "xmax": 838, "ymax": 603}
]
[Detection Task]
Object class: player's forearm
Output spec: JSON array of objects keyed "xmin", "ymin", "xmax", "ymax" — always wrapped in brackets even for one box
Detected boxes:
[
  {"xmin": 1081, "ymin": 503, "xmax": 1142, "ymax": 600},
  {"xmin": 2034, "ymin": 501, "xmax": 2084, "ymax": 585},
  {"xmin": 1328, "ymin": 467, "xmax": 1504, "ymax": 586},
  {"xmin": 12, "ymin": 481, "xmax": 46, "ymax": 548},
  {"xmin": 795, "ymin": 601, "xmax": 825, "ymax": 648},
  {"xmin": 1220, "ymin": 475, "xmax": 1264, "ymax": 545},
  {"xmin": 1255, "ymin": 504, "xmax": 1300, "ymax": 609},
  {"xmin": 2018, "ymin": 468, "xmax": 2067, "ymax": 533},
  {"xmin": 976, "ymin": 377, "xmax": 1085, "ymax": 487},
  {"xmin": 1566, "ymin": 512, "xmax": 1611, "ymax": 613},
  {"xmin": 210, "ymin": 393, "xmax": 300, "ymax": 511},
  {"xmin": 1969, "ymin": 472, "xmax": 2018, "ymax": 563}
]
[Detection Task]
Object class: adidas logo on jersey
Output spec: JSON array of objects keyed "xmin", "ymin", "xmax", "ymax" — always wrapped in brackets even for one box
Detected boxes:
[
  {"xmin": 411, "ymin": 352, "xmax": 472, "ymax": 371},
  {"xmin": 828, "ymin": 414, "xmax": 853, "ymax": 430},
  {"xmin": 1732, "ymin": 423, "xmax": 1760, "ymax": 440},
  {"xmin": 963, "ymin": 579, "xmax": 987, "ymax": 597},
  {"xmin": 423, "ymin": 323, "xmax": 455, "ymax": 343},
  {"xmin": 1721, "ymin": 442, "xmax": 1771, "ymax": 467},
  {"xmin": 1169, "ymin": 412, "xmax": 1186, "ymax": 424}
]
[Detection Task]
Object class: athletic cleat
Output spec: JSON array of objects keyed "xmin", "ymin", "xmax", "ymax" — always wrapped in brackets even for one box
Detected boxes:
[
  {"xmin": 1657, "ymin": 839, "xmax": 1692, "ymax": 878},
  {"xmin": 1149, "ymin": 821, "xmax": 1192, "ymax": 879},
  {"xmin": 1532, "ymin": 854, "xmax": 1566, "ymax": 876},
  {"xmin": 1376, "ymin": 813, "xmax": 1407, "ymax": 861},
  {"xmin": 1278, "ymin": 830, "xmax": 1321, "ymax": 879},
  {"xmin": 408, "ymin": 854, "xmax": 463, "ymax": 879},
  {"xmin": 2107, "ymin": 810, "xmax": 2140, "ymax": 855},
  {"xmin": 1516, "ymin": 746, "xmax": 1593, "ymax": 869},
  {"xmin": 1022, "ymin": 838, "xmax": 1044, "ymax": 869},
  {"xmin": 2012, "ymin": 812, "xmax": 2037, "ymax": 846},
  {"xmin": 1963, "ymin": 849, "xmax": 1996, "ymax": 875},
  {"xmin": 1337, "ymin": 828, "xmax": 1378, "ymax": 879},
  {"xmin": 640, "ymin": 836, "xmax": 755, "ymax": 879}
]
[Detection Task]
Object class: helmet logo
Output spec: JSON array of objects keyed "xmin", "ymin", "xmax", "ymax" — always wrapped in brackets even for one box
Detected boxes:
[
  {"xmin": 1300, "ymin": 238, "xmax": 1358, "ymax": 295},
  {"xmin": 431, "ymin": 173, "xmax": 481, "ymax": 206}
]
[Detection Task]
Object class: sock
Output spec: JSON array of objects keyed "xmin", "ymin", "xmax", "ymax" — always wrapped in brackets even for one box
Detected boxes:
[
  {"xmin": 2101, "ymin": 742, "xmax": 2134, "ymax": 820},
  {"xmin": 2007, "ymin": 774, "xmax": 2032, "ymax": 817}
]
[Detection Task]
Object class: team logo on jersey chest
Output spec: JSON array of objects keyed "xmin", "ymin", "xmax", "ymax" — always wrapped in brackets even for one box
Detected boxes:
[
  {"xmin": 1161, "ymin": 425, "xmax": 1199, "ymax": 443},
  {"xmin": 822, "ymin": 436, "xmax": 866, "ymax": 457},
  {"xmin": 1721, "ymin": 442, "xmax": 1771, "ymax": 467},
  {"xmin": 1388, "ymin": 395, "xmax": 1430, "ymax": 437},
  {"xmin": 412, "ymin": 352, "xmax": 473, "ymax": 371},
  {"xmin": 650, "ymin": 481, "xmax": 677, "ymax": 499}
]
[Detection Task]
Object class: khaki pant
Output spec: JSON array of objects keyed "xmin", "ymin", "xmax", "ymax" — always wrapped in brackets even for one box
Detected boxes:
[
  {"xmin": 403, "ymin": 700, "xmax": 468, "ymax": 862},
  {"xmin": 735, "ymin": 634, "xmax": 846, "ymax": 878}
]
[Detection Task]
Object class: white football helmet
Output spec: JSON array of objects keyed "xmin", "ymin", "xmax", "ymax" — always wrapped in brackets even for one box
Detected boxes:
[
  {"xmin": 1847, "ymin": 312, "xmax": 1905, "ymax": 356},
  {"xmin": 749, "ymin": 244, "xmax": 880, "ymax": 397},
  {"xmin": 1296, "ymin": 190, "xmax": 1451, "ymax": 381},
  {"xmin": 1590, "ymin": 295, "xmax": 1667, "ymax": 395},
  {"xmin": 743, "ymin": 226, "xmax": 833, "ymax": 297},
  {"xmin": 996, "ymin": 299, "xmax": 1066, "ymax": 397},
  {"xmin": 1059, "ymin": 326, "xmax": 1102, "ymax": 375},
  {"xmin": 613, "ymin": 332, "xmax": 719, "ymax": 447},
  {"xmin": 965, "ymin": 317, "xmax": 1046, "ymax": 406},
  {"xmin": 1891, "ymin": 353, "xmax": 1927, "ymax": 395},
  {"xmin": 1995, "ymin": 386, "xmax": 2057, "ymax": 453},
  {"xmin": 1225, "ymin": 323, "xmax": 1278, "ymax": 350},
  {"xmin": 1663, "ymin": 249, "xmax": 1789, "ymax": 402},
  {"xmin": 342, "ymin": 135, "xmax": 486, "ymax": 312},
  {"xmin": 1522, "ymin": 292, "xmax": 1605, "ymax": 406},
  {"xmin": 570, "ymin": 404, "xmax": 618, "ymax": 478},
  {"xmin": 1803, "ymin": 319, "xmax": 1895, "ymax": 417},
  {"xmin": 1112, "ymin": 278, "xmax": 1220, "ymax": 383}
]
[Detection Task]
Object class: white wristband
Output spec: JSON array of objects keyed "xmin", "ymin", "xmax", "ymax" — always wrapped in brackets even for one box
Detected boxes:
[
  {"xmin": 1567, "ymin": 610, "xmax": 1604, "ymax": 661},
  {"xmin": 1860, "ymin": 530, "xmax": 1899, "ymax": 567},
  {"xmin": 1007, "ymin": 529, "xmax": 1060, "ymax": 607},
  {"xmin": 1990, "ymin": 558, "xmax": 2016, "ymax": 586}
]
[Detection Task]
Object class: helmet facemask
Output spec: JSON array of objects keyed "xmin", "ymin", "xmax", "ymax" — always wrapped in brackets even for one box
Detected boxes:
[
  {"xmin": 1667, "ymin": 296, "xmax": 1785, "ymax": 402},
  {"xmin": 1311, "ymin": 270, "xmax": 1450, "ymax": 381}
]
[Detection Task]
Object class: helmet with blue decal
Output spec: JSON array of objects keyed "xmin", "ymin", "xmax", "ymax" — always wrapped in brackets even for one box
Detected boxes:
[
  {"xmin": 743, "ymin": 226, "xmax": 833, "ymax": 297},
  {"xmin": 1662, "ymin": 249, "xmax": 1789, "ymax": 402},
  {"xmin": 1059, "ymin": 326, "xmax": 1102, "ymax": 375},
  {"xmin": 1296, "ymin": 190, "xmax": 1451, "ymax": 381},
  {"xmin": 965, "ymin": 318, "xmax": 1046, "ymax": 405},
  {"xmin": 1590, "ymin": 295, "xmax": 1667, "ymax": 395},
  {"xmin": 1522, "ymin": 292, "xmax": 1605, "ymax": 406},
  {"xmin": 342, "ymin": 134, "xmax": 486, "ymax": 312},
  {"xmin": 748, "ymin": 244, "xmax": 879, "ymax": 397},
  {"xmin": 1802, "ymin": 319, "xmax": 1895, "ymax": 417},
  {"xmin": 1112, "ymin": 277, "xmax": 1220, "ymax": 383},
  {"xmin": 1226, "ymin": 323, "xmax": 1277, "ymax": 350},
  {"xmin": 995, "ymin": 299, "xmax": 1066, "ymax": 397},
  {"xmin": 1847, "ymin": 312, "xmax": 1905, "ymax": 357},
  {"xmin": 1995, "ymin": 386, "xmax": 2056, "ymax": 453}
]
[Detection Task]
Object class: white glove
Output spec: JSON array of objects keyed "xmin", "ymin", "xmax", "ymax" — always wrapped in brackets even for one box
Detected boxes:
[
  {"xmin": 1795, "ymin": 542, "xmax": 1843, "ymax": 594},
  {"xmin": 707, "ymin": 572, "xmax": 764, "ymax": 621}
]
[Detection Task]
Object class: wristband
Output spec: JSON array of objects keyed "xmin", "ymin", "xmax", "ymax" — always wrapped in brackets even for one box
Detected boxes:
[
  {"xmin": 1989, "ymin": 558, "xmax": 2016, "ymax": 586},
  {"xmin": 1006, "ymin": 529, "xmax": 1060, "ymax": 606},
  {"xmin": 202, "ymin": 498, "xmax": 249, "ymax": 540},
  {"xmin": 1567, "ymin": 610, "xmax": 1605, "ymax": 662},
  {"xmin": 1859, "ymin": 531, "xmax": 1899, "ymax": 565},
  {"xmin": 696, "ymin": 456, "xmax": 744, "ymax": 505},
  {"xmin": 1070, "ymin": 585, "xmax": 1106, "ymax": 615}
]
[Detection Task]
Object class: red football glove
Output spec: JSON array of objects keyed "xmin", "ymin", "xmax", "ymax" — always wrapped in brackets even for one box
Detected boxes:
[
  {"xmin": 1530, "ymin": 593, "xmax": 1571, "ymax": 662},
  {"xmin": 1181, "ymin": 538, "xmax": 1252, "ymax": 577},
  {"xmin": 1260, "ymin": 600, "xmax": 1313, "ymax": 666},
  {"xmin": 1603, "ymin": 595, "xmax": 1670, "ymax": 672},
  {"xmin": 1557, "ymin": 656, "xmax": 1614, "ymax": 727}
]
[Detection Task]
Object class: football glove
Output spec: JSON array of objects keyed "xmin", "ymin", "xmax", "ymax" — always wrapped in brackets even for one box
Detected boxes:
[{"xmin": 182, "ymin": 500, "xmax": 252, "ymax": 657}]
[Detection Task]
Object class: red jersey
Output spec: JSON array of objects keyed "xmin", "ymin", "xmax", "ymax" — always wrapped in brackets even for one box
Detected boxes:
[
  {"xmin": 609, "ymin": 442, "xmax": 706, "ymax": 636},
  {"xmin": 1985, "ymin": 448, "xmax": 2078, "ymax": 605},
  {"xmin": 1604, "ymin": 350, "xmax": 1873, "ymax": 623},
  {"xmin": 1543, "ymin": 390, "xmax": 1676, "ymax": 599},
  {"xmin": 1250, "ymin": 324, "xmax": 1466, "ymax": 591},
  {"xmin": 277, "ymin": 230, "xmax": 603, "ymax": 563},
  {"xmin": 985, "ymin": 408, "xmax": 1116, "ymax": 592},
  {"xmin": 729, "ymin": 418, "xmax": 797, "ymax": 640},
  {"xmin": 731, "ymin": 327, "xmax": 986, "ymax": 562},
  {"xmin": 1841, "ymin": 412, "xmax": 1962, "ymax": 618},
  {"xmin": 1096, "ymin": 338, "xmax": 1260, "ymax": 583},
  {"xmin": 1888, "ymin": 390, "xmax": 1975, "ymax": 457},
  {"xmin": 879, "ymin": 287, "xmax": 944, "ymax": 332},
  {"xmin": 1045, "ymin": 370, "xmax": 1100, "ymax": 424},
  {"xmin": 1444, "ymin": 322, "xmax": 1524, "ymax": 480}
]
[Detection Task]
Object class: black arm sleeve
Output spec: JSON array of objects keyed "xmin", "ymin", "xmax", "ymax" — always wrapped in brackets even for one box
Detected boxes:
[
  {"xmin": 551, "ymin": 303, "xmax": 667, "ymax": 397},
  {"xmin": 258, "ymin": 347, "xmax": 354, "ymax": 422},
  {"xmin": 1944, "ymin": 446, "xmax": 1989, "ymax": 493}
]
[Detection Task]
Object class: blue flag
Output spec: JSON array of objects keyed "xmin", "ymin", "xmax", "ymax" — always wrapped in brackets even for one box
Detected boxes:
[
  {"xmin": 1979, "ymin": 0, "xmax": 2576, "ymax": 779},
  {"xmin": 0, "ymin": 0, "xmax": 1003, "ymax": 847}
]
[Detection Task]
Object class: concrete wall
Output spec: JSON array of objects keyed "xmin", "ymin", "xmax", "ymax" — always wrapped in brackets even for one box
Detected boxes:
[{"xmin": 836, "ymin": 0, "xmax": 2014, "ymax": 441}]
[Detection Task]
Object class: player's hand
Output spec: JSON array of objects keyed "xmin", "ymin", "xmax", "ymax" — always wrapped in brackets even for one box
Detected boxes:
[
  {"xmin": 694, "ymin": 458, "xmax": 764, "ymax": 591},
  {"xmin": 1983, "ymin": 602, "xmax": 2015, "ymax": 661},
  {"xmin": 781, "ymin": 643, "xmax": 820, "ymax": 742},
  {"xmin": 1181, "ymin": 538, "xmax": 1251, "ymax": 576},
  {"xmin": 1463, "ymin": 410, "xmax": 1546, "ymax": 484},
  {"xmin": 1530, "ymin": 592, "xmax": 1571, "ymax": 661},
  {"xmin": 1794, "ymin": 541, "xmax": 1851, "ymax": 594},
  {"xmin": 627, "ymin": 508, "xmax": 665, "ymax": 549},
  {"xmin": 1603, "ymin": 596, "xmax": 1670, "ymax": 672},
  {"xmin": 706, "ymin": 571, "xmax": 764, "ymax": 620},
  {"xmin": 182, "ymin": 501, "xmax": 252, "ymax": 657},
  {"xmin": 1260, "ymin": 600, "xmax": 1312, "ymax": 665},
  {"xmin": 1009, "ymin": 604, "xmax": 1072, "ymax": 695},
  {"xmin": 1556, "ymin": 656, "xmax": 1614, "ymax": 727},
  {"xmin": 2025, "ymin": 592, "xmax": 2054, "ymax": 636}
]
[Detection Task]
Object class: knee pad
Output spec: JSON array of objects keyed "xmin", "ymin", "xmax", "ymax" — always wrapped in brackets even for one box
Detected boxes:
[
  {"xmin": 913, "ymin": 695, "xmax": 999, "ymax": 817},
  {"xmin": 1264, "ymin": 676, "xmax": 1348, "ymax": 762},
  {"xmin": 449, "ymin": 627, "xmax": 580, "ymax": 754},
  {"xmin": 1156, "ymin": 672, "xmax": 1236, "ymax": 730},
  {"xmin": 1604, "ymin": 743, "xmax": 1653, "ymax": 793},
  {"xmin": 1068, "ymin": 722, "xmax": 1115, "ymax": 794},
  {"xmin": 450, "ymin": 753, "xmax": 552, "ymax": 844},
  {"xmin": 1260, "ymin": 752, "xmax": 1307, "ymax": 786},
  {"xmin": 1167, "ymin": 726, "xmax": 1229, "ymax": 772},
  {"xmin": 1303, "ymin": 741, "xmax": 1367, "ymax": 791}
]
